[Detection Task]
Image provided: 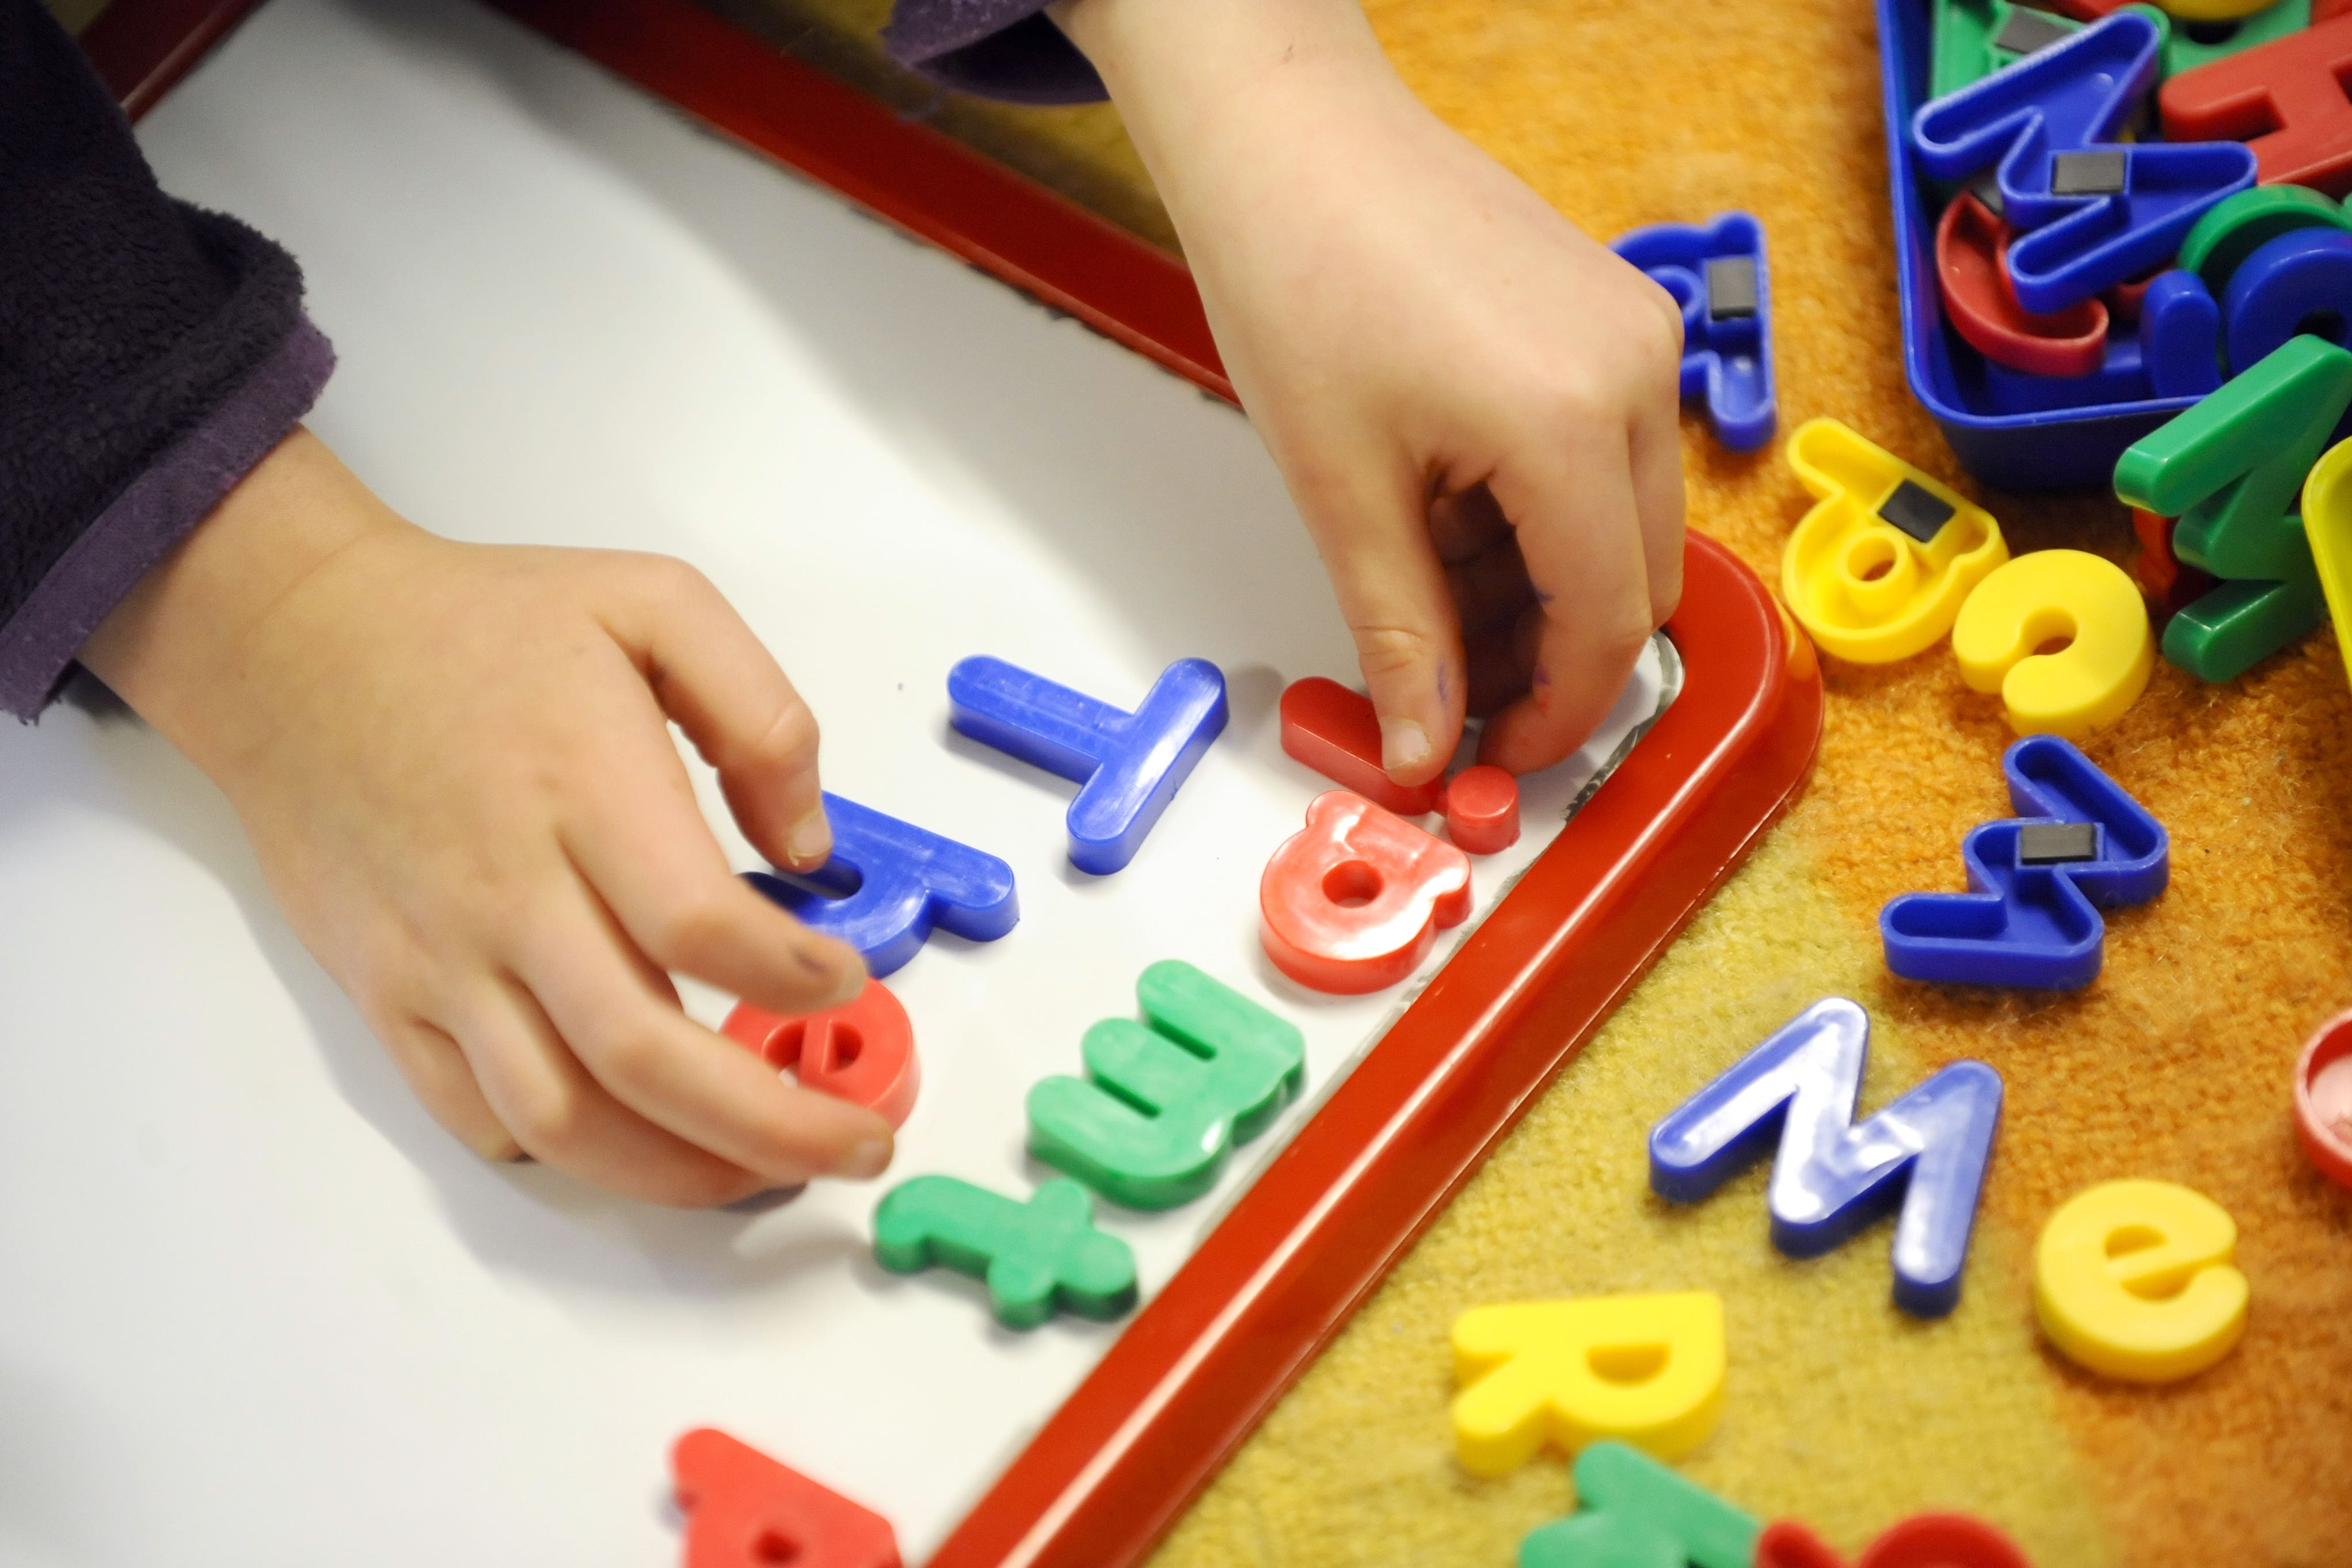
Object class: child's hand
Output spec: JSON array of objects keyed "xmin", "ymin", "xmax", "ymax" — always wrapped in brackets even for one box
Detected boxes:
[
  {"xmin": 82, "ymin": 431, "xmax": 889, "ymax": 1206},
  {"xmin": 1058, "ymin": 0, "xmax": 1687, "ymax": 784}
]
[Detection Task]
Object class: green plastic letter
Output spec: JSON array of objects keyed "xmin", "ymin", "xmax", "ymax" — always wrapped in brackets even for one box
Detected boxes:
[
  {"xmin": 1518, "ymin": 1441, "xmax": 1759, "ymax": 1568},
  {"xmin": 873, "ymin": 1175, "xmax": 1137, "ymax": 1329},
  {"xmin": 2114, "ymin": 336, "xmax": 2352, "ymax": 683},
  {"xmin": 1026, "ymin": 960, "xmax": 1306, "ymax": 1210}
]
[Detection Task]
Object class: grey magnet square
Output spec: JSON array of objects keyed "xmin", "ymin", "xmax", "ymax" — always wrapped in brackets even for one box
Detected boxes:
[
  {"xmin": 2018, "ymin": 821, "xmax": 2100, "ymax": 865},
  {"xmin": 1993, "ymin": 10, "xmax": 2073, "ymax": 55},
  {"xmin": 2052, "ymin": 150, "xmax": 2128, "ymax": 196},
  {"xmin": 1704, "ymin": 256, "xmax": 1759, "ymax": 321},
  {"xmin": 1966, "ymin": 170, "xmax": 2007, "ymax": 219},
  {"xmin": 1878, "ymin": 479, "xmax": 1956, "ymax": 542}
]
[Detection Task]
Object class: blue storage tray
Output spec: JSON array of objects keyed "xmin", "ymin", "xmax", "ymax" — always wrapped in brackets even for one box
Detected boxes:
[{"xmin": 1877, "ymin": 0, "xmax": 2201, "ymax": 490}]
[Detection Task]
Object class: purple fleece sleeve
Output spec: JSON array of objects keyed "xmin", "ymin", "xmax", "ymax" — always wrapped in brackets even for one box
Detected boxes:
[
  {"xmin": 0, "ymin": 0, "xmax": 333, "ymax": 720},
  {"xmin": 881, "ymin": 0, "xmax": 1108, "ymax": 104}
]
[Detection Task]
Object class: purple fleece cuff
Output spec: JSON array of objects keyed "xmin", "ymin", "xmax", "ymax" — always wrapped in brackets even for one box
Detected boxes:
[
  {"xmin": 882, "ymin": 2, "xmax": 1108, "ymax": 104},
  {"xmin": 0, "ymin": 314, "xmax": 335, "ymax": 720}
]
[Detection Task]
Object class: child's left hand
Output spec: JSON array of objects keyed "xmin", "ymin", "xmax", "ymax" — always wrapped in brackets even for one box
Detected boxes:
[{"xmin": 1057, "ymin": 0, "xmax": 1687, "ymax": 787}]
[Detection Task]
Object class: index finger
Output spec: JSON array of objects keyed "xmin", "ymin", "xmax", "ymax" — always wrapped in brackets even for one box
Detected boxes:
[
  {"xmin": 517, "ymin": 888, "xmax": 894, "ymax": 1186},
  {"xmin": 597, "ymin": 553, "xmax": 834, "ymax": 874},
  {"xmin": 555, "ymin": 698, "xmax": 867, "ymax": 1021},
  {"xmin": 1478, "ymin": 429, "xmax": 1656, "ymax": 774}
]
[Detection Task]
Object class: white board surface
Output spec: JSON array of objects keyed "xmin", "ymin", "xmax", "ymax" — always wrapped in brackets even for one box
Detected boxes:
[{"xmin": 0, "ymin": 2, "xmax": 1669, "ymax": 1561}]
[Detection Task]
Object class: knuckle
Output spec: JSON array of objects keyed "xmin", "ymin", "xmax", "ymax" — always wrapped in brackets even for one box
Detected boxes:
[
  {"xmin": 503, "ymin": 1075, "xmax": 586, "ymax": 1155},
  {"xmin": 345, "ymin": 927, "xmax": 425, "ymax": 1014},
  {"xmin": 1599, "ymin": 604, "xmax": 1655, "ymax": 663},
  {"xmin": 1529, "ymin": 373, "xmax": 1599, "ymax": 427},
  {"xmin": 476, "ymin": 884, "xmax": 547, "ymax": 949},
  {"xmin": 1349, "ymin": 621, "xmax": 1438, "ymax": 682},
  {"xmin": 740, "ymin": 699, "xmax": 820, "ymax": 775},
  {"xmin": 642, "ymin": 884, "xmax": 735, "ymax": 966},
  {"xmin": 634, "ymin": 552, "xmax": 717, "ymax": 608},
  {"xmin": 1639, "ymin": 278, "xmax": 1687, "ymax": 363},
  {"xmin": 589, "ymin": 1026, "xmax": 668, "ymax": 1101}
]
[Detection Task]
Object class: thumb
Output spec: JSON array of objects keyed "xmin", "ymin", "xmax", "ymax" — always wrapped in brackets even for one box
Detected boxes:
[{"xmin": 1291, "ymin": 460, "xmax": 1467, "ymax": 786}]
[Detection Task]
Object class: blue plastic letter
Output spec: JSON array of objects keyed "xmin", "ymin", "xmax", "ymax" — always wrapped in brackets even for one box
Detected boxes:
[
  {"xmin": 1609, "ymin": 212, "xmax": 1777, "ymax": 452},
  {"xmin": 1649, "ymin": 998, "xmax": 2003, "ymax": 1317},
  {"xmin": 746, "ymin": 793, "xmax": 1018, "ymax": 978},
  {"xmin": 2141, "ymin": 271, "xmax": 2224, "ymax": 402},
  {"xmin": 1880, "ymin": 736, "xmax": 2167, "ymax": 989},
  {"xmin": 948, "ymin": 656, "xmax": 1228, "ymax": 875},
  {"xmin": 1911, "ymin": 12, "xmax": 2256, "ymax": 313},
  {"xmin": 2223, "ymin": 229, "xmax": 2352, "ymax": 379}
]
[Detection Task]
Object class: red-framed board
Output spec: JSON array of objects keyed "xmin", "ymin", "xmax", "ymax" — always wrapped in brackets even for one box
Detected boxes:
[{"xmin": 80, "ymin": 3, "xmax": 1822, "ymax": 1562}]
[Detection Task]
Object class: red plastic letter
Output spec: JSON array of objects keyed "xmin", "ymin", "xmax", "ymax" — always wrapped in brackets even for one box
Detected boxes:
[
  {"xmin": 1935, "ymin": 191, "xmax": 2108, "ymax": 378},
  {"xmin": 1259, "ymin": 790, "xmax": 1472, "ymax": 994},
  {"xmin": 721, "ymin": 980, "xmax": 921, "ymax": 1128},
  {"xmin": 671, "ymin": 1428, "xmax": 901, "ymax": 1568},
  {"xmin": 1757, "ymin": 1514, "xmax": 2029, "ymax": 1568},
  {"xmin": 2129, "ymin": 507, "xmax": 2217, "ymax": 623},
  {"xmin": 2161, "ymin": 14, "xmax": 2352, "ymax": 200},
  {"xmin": 1278, "ymin": 677, "xmax": 1443, "ymax": 816},
  {"xmin": 1442, "ymin": 764, "xmax": 1521, "ymax": 854},
  {"xmin": 1756, "ymin": 1521, "xmax": 1848, "ymax": 1568},
  {"xmin": 1857, "ymin": 1514, "xmax": 2030, "ymax": 1568}
]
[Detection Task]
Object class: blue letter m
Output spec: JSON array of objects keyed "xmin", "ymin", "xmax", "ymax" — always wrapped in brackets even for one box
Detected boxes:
[{"xmin": 1648, "ymin": 998, "xmax": 2003, "ymax": 1318}]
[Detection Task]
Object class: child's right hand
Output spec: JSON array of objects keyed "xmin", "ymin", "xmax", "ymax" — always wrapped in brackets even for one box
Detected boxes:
[
  {"xmin": 81, "ymin": 429, "xmax": 892, "ymax": 1207},
  {"xmin": 1054, "ymin": 0, "xmax": 1686, "ymax": 786}
]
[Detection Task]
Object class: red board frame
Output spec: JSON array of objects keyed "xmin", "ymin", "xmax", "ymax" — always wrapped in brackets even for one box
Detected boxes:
[
  {"xmin": 80, "ymin": 0, "xmax": 269, "ymax": 119},
  {"xmin": 86, "ymin": 2, "xmax": 1822, "ymax": 1563}
]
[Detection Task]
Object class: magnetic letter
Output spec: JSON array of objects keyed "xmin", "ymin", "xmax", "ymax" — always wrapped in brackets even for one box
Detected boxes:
[
  {"xmin": 1027, "ymin": 960, "xmax": 1306, "ymax": 1209},
  {"xmin": 2304, "ymin": 437, "xmax": 2352, "ymax": 701},
  {"xmin": 1881, "ymin": 735, "xmax": 2167, "ymax": 990},
  {"xmin": 1278, "ymin": 677, "xmax": 1442, "ymax": 815},
  {"xmin": 721, "ymin": 980, "xmax": 921, "ymax": 1129},
  {"xmin": 2161, "ymin": 11, "xmax": 2352, "ymax": 199},
  {"xmin": 1518, "ymin": 1441, "xmax": 1759, "ymax": 1568},
  {"xmin": 1912, "ymin": 12, "xmax": 2256, "ymax": 311},
  {"xmin": 2114, "ymin": 335, "xmax": 2352, "ymax": 682},
  {"xmin": 1951, "ymin": 549, "xmax": 2153, "ymax": 737},
  {"xmin": 1610, "ymin": 211, "xmax": 1778, "ymax": 451},
  {"xmin": 2034, "ymin": 1178, "xmax": 2248, "ymax": 1382},
  {"xmin": 1779, "ymin": 418, "xmax": 2008, "ymax": 663},
  {"xmin": 1649, "ymin": 998, "xmax": 2003, "ymax": 1316},
  {"xmin": 1452, "ymin": 1292, "xmax": 1726, "ymax": 1475},
  {"xmin": 1259, "ymin": 791, "xmax": 1472, "ymax": 994},
  {"xmin": 949, "ymin": 656, "xmax": 1227, "ymax": 874},
  {"xmin": 746, "ymin": 793, "xmax": 1017, "ymax": 978},
  {"xmin": 671, "ymin": 1427, "xmax": 900, "ymax": 1568},
  {"xmin": 871, "ymin": 1175, "xmax": 1137, "ymax": 1329}
]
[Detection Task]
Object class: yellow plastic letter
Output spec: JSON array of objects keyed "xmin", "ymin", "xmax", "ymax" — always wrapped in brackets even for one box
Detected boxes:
[
  {"xmin": 1780, "ymin": 418, "xmax": 2008, "ymax": 663},
  {"xmin": 2035, "ymin": 1178, "xmax": 2248, "ymax": 1384},
  {"xmin": 2301, "ymin": 438, "xmax": 2352, "ymax": 699},
  {"xmin": 1951, "ymin": 549, "xmax": 2153, "ymax": 738},
  {"xmin": 2154, "ymin": 0, "xmax": 2273, "ymax": 21},
  {"xmin": 1450, "ymin": 1291, "xmax": 1725, "ymax": 1476}
]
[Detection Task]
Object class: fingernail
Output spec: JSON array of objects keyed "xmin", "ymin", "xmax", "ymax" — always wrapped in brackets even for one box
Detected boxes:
[
  {"xmin": 787, "ymin": 806, "xmax": 832, "ymax": 867},
  {"xmin": 836, "ymin": 1136, "xmax": 892, "ymax": 1180},
  {"xmin": 829, "ymin": 963, "xmax": 868, "ymax": 1008},
  {"xmin": 1381, "ymin": 718, "xmax": 1430, "ymax": 775}
]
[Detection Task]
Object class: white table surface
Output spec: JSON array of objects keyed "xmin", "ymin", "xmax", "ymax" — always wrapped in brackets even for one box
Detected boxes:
[{"xmin": 0, "ymin": 2, "xmax": 1668, "ymax": 1561}]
